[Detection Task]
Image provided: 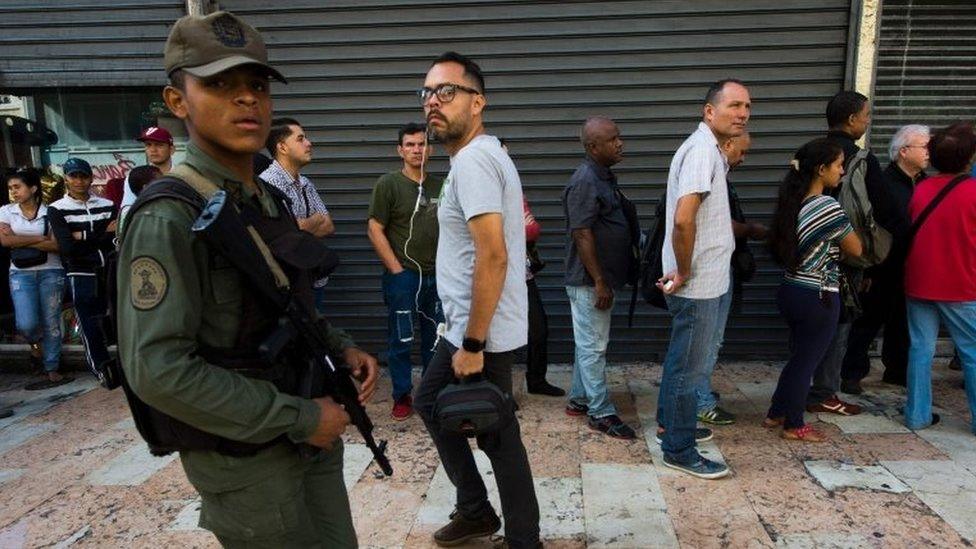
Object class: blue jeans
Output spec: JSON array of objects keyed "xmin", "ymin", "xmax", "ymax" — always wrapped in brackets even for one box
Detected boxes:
[
  {"xmin": 905, "ymin": 298, "xmax": 976, "ymax": 431},
  {"xmin": 382, "ymin": 269, "xmax": 442, "ymax": 400},
  {"xmin": 658, "ymin": 292, "xmax": 729, "ymax": 464},
  {"xmin": 695, "ymin": 287, "xmax": 732, "ymax": 413},
  {"xmin": 68, "ymin": 274, "xmax": 112, "ymax": 376},
  {"xmin": 9, "ymin": 268, "xmax": 66, "ymax": 372},
  {"xmin": 566, "ymin": 285, "xmax": 616, "ymax": 419}
]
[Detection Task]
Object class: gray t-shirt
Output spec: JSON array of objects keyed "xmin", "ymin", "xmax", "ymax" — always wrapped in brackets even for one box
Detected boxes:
[
  {"xmin": 436, "ymin": 134, "xmax": 527, "ymax": 353},
  {"xmin": 662, "ymin": 122, "xmax": 734, "ymax": 299}
]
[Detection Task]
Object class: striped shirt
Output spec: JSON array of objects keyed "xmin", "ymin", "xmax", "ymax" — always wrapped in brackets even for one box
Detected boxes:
[
  {"xmin": 48, "ymin": 194, "xmax": 116, "ymax": 276},
  {"xmin": 784, "ymin": 195, "xmax": 853, "ymax": 292},
  {"xmin": 662, "ymin": 122, "xmax": 735, "ymax": 299}
]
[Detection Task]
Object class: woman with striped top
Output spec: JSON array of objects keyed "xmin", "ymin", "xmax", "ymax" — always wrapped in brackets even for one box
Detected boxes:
[{"xmin": 765, "ymin": 138, "xmax": 862, "ymax": 442}]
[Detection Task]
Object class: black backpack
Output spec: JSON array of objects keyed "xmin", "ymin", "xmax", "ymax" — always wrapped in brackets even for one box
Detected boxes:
[
  {"xmin": 637, "ymin": 192, "xmax": 668, "ymax": 309},
  {"xmin": 433, "ymin": 375, "xmax": 515, "ymax": 438}
]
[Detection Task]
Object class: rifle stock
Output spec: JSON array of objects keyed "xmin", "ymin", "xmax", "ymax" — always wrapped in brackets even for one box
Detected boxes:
[{"xmin": 192, "ymin": 190, "xmax": 393, "ymax": 476}]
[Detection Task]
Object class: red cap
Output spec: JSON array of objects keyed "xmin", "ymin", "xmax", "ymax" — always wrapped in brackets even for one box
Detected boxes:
[{"xmin": 137, "ymin": 126, "xmax": 174, "ymax": 144}]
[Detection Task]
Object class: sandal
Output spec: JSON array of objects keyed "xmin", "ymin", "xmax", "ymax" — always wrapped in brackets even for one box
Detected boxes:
[
  {"xmin": 782, "ymin": 424, "xmax": 827, "ymax": 442},
  {"xmin": 762, "ymin": 417, "xmax": 784, "ymax": 428}
]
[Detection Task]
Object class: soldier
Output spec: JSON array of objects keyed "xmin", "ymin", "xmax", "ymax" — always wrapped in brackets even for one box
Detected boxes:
[{"xmin": 116, "ymin": 11, "xmax": 377, "ymax": 547}]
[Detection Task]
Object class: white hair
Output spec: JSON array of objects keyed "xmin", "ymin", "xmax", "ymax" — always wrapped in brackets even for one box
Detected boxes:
[{"xmin": 889, "ymin": 124, "xmax": 930, "ymax": 161}]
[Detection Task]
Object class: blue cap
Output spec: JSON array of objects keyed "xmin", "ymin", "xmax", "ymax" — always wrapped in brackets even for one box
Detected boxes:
[{"xmin": 62, "ymin": 158, "xmax": 92, "ymax": 177}]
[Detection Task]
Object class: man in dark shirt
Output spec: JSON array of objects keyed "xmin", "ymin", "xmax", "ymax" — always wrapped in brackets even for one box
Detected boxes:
[
  {"xmin": 841, "ymin": 124, "xmax": 930, "ymax": 390},
  {"xmin": 807, "ymin": 91, "xmax": 895, "ymax": 412},
  {"xmin": 562, "ymin": 116, "xmax": 637, "ymax": 439}
]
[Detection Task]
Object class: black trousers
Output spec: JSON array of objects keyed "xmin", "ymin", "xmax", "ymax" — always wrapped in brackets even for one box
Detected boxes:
[
  {"xmin": 414, "ymin": 340, "xmax": 541, "ymax": 548},
  {"xmin": 841, "ymin": 265, "xmax": 909, "ymax": 385},
  {"xmin": 525, "ymin": 278, "xmax": 549, "ymax": 386}
]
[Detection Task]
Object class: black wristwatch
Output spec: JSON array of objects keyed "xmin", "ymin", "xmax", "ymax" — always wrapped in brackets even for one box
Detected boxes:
[{"xmin": 462, "ymin": 337, "xmax": 486, "ymax": 353}]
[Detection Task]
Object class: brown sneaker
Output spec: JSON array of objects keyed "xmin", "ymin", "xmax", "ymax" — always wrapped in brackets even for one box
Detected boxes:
[
  {"xmin": 782, "ymin": 424, "xmax": 828, "ymax": 442},
  {"xmin": 433, "ymin": 507, "xmax": 501, "ymax": 547},
  {"xmin": 806, "ymin": 396, "xmax": 862, "ymax": 416},
  {"xmin": 762, "ymin": 416, "xmax": 784, "ymax": 428}
]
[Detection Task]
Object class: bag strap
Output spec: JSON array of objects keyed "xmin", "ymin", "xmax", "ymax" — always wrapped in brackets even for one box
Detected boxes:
[
  {"xmin": 170, "ymin": 164, "xmax": 222, "ymax": 200},
  {"xmin": 909, "ymin": 174, "xmax": 970, "ymax": 241},
  {"xmin": 128, "ymin": 164, "xmax": 291, "ymax": 290}
]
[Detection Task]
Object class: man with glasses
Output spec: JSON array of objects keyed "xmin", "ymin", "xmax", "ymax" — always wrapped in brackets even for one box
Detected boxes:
[
  {"xmin": 412, "ymin": 52, "xmax": 541, "ymax": 549},
  {"xmin": 367, "ymin": 122, "xmax": 444, "ymax": 421}
]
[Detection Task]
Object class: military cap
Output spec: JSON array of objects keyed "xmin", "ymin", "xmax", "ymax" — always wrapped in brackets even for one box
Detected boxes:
[{"xmin": 164, "ymin": 11, "xmax": 286, "ymax": 83}]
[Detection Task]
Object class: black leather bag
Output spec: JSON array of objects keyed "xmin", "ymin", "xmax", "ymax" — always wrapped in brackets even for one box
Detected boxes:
[
  {"xmin": 10, "ymin": 217, "xmax": 48, "ymax": 269},
  {"xmin": 433, "ymin": 374, "xmax": 515, "ymax": 438}
]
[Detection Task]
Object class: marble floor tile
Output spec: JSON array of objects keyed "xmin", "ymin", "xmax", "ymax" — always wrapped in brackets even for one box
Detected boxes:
[
  {"xmin": 817, "ymin": 413, "xmax": 911, "ymax": 434},
  {"xmin": 882, "ymin": 459, "xmax": 976, "ymax": 542},
  {"xmin": 803, "ymin": 460, "xmax": 910, "ymax": 493},
  {"xmin": 580, "ymin": 463, "xmax": 677, "ymax": 548},
  {"xmin": 0, "ymin": 421, "xmax": 58, "ymax": 456},
  {"xmin": 86, "ymin": 442, "xmax": 178, "ymax": 486}
]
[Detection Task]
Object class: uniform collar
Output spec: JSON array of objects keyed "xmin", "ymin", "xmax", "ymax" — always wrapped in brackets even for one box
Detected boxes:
[{"xmin": 183, "ymin": 141, "xmax": 262, "ymax": 200}]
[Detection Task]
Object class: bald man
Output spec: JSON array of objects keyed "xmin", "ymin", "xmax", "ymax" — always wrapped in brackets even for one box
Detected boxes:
[{"xmin": 562, "ymin": 116, "xmax": 639, "ymax": 440}]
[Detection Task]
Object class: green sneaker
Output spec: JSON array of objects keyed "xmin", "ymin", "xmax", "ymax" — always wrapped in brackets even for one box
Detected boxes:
[{"xmin": 698, "ymin": 406, "xmax": 736, "ymax": 425}]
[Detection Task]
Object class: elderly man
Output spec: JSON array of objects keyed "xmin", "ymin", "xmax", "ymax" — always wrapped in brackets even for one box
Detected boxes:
[
  {"xmin": 562, "ymin": 116, "xmax": 638, "ymax": 439},
  {"xmin": 657, "ymin": 79, "xmax": 752, "ymax": 480},
  {"xmin": 840, "ymin": 124, "xmax": 930, "ymax": 392}
]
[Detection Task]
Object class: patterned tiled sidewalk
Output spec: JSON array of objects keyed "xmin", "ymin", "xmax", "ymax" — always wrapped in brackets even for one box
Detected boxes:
[{"xmin": 0, "ymin": 359, "xmax": 974, "ymax": 548}]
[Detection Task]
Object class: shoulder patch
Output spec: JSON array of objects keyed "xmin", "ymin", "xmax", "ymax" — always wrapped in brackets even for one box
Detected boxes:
[{"xmin": 130, "ymin": 256, "xmax": 169, "ymax": 310}]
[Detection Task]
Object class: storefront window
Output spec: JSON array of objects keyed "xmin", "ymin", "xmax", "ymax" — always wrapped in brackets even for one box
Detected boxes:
[{"xmin": 31, "ymin": 88, "xmax": 185, "ymax": 188}]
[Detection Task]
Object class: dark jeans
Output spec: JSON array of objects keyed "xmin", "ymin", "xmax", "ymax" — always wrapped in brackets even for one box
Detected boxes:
[
  {"xmin": 68, "ymin": 274, "xmax": 112, "ymax": 375},
  {"xmin": 414, "ymin": 340, "xmax": 541, "ymax": 548},
  {"xmin": 807, "ymin": 323, "xmax": 851, "ymax": 405},
  {"xmin": 842, "ymin": 267, "xmax": 909, "ymax": 385},
  {"xmin": 770, "ymin": 283, "xmax": 840, "ymax": 429},
  {"xmin": 526, "ymin": 278, "xmax": 549, "ymax": 386},
  {"xmin": 382, "ymin": 269, "xmax": 442, "ymax": 400}
]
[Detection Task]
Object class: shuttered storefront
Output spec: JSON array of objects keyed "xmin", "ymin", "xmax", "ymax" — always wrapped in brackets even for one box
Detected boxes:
[
  {"xmin": 219, "ymin": 0, "xmax": 853, "ymax": 362},
  {"xmin": 0, "ymin": 1, "xmax": 183, "ymax": 89},
  {"xmin": 870, "ymin": 0, "xmax": 976, "ymax": 163}
]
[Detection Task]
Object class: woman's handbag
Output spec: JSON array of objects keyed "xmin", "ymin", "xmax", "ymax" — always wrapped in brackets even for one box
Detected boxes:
[{"xmin": 10, "ymin": 217, "xmax": 48, "ymax": 269}]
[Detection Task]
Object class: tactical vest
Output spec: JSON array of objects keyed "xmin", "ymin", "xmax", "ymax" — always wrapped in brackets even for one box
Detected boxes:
[{"xmin": 116, "ymin": 167, "xmax": 330, "ymax": 457}]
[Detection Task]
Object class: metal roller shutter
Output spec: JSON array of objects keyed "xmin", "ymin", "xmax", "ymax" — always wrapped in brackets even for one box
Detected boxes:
[
  {"xmin": 0, "ymin": 1, "xmax": 184, "ymax": 89},
  {"xmin": 221, "ymin": 0, "xmax": 853, "ymax": 361},
  {"xmin": 871, "ymin": 0, "xmax": 976, "ymax": 163}
]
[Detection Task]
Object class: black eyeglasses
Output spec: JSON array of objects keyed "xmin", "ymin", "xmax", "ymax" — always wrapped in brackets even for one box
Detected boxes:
[{"xmin": 418, "ymin": 83, "xmax": 481, "ymax": 105}]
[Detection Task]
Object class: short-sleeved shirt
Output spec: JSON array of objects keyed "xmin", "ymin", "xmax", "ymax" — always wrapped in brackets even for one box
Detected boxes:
[
  {"xmin": 562, "ymin": 158, "xmax": 633, "ymax": 290},
  {"xmin": 0, "ymin": 203, "xmax": 63, "ymax": 271},
  {"xmin": 783, "ymin": 195, "xmax": 853, "ymax": 293},
  {"xmin": 662, "ymin": 122, "xmax": 735, "ymax": 299},
  {"xmin": 906, "ymin": 174, "xmax": 976, "ymax": 301},
  {"xmin": 436, "ymin": 134, "xmax": 527, "ymax": 353},
  {"xmin": 260, "ymin": 160, "xmax": 331, "ymax": 287},
  {"xmin": 367, "ymin": 171, "xmax": 442, "ymax": 273}
]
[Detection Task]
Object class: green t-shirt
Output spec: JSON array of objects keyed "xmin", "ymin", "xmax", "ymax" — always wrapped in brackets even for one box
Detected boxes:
[{"xmin": 368, "ymin": 171, "xmax": 443, "ymax": 273}]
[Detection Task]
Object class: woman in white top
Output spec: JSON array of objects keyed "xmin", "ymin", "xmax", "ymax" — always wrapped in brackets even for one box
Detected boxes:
[{"xmin": 0, "ymin": 170, "xmax": 71, "ymax": 389}]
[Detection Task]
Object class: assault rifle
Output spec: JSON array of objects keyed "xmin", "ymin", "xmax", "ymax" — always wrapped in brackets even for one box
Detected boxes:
[{"xmin": 191, "ymin": 190, "xmax": 393, "ymax": 476}]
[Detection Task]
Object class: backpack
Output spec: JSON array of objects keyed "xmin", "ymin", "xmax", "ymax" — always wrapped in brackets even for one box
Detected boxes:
[
  {"xmin": 837, "ymin": 149, "xmax": 892, "ymax": 269},
  {"xmin": 631, "ymin": 191, "xmax": 668, "ymax": 322}
]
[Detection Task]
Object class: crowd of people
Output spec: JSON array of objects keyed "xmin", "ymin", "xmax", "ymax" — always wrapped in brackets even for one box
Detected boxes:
[{"xmin": 1, "ymin": 9, "xmax": 974, "ymax": 547}]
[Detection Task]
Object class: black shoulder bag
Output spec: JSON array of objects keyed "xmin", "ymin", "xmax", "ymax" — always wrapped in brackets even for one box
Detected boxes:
[{"xmin": 11, "ymin": 216, "xmax": 48, "ymax": 269}]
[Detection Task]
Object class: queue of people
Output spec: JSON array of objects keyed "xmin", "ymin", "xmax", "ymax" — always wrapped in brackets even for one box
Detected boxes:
[{"xmin": 0, "ymin": 10, "xmax": 974, "ymax": 548}]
